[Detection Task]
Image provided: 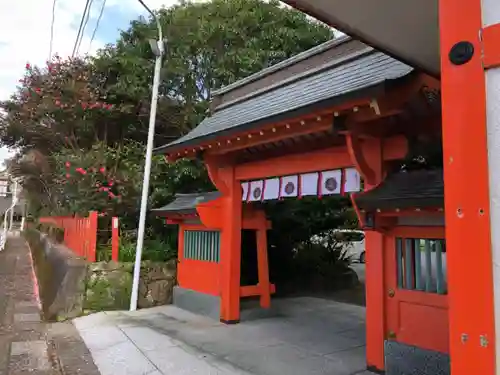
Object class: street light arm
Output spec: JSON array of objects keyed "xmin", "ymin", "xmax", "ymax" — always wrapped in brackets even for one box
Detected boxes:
[{"xmin": 137, "ymin": 0, "xmax": 164, "ymax": 50}]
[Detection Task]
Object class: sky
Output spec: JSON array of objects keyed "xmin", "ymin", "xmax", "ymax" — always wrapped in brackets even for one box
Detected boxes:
[{"xmin": 0, "ymin": 0, "xmax": 180, "ymax": 166}]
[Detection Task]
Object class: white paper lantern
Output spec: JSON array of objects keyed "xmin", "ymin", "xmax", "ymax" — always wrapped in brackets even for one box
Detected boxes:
[
  {"xmin": 280, "ymin": 175, "xmax": 299, "ymax": 198},
  {"xmin": 241, "ymin": 182, "xmax": 250, "ymax": 201},
  {"xmin": 248, "ymin": 180, "xmax": 265, "ymax": 202},
  {"xmin": 320, "ymin": 169, "xmax": 342, "ymax": 195},
  {"xmin": 300, "ymin": 172, "xmax": 319, "ymax": 196},
  {"xmin": 344, "ymin": 168, "xmax": 361, "ymax": 192},
  {"xmin": 263, "ymin": 178, "xmax": 280, "ymax": 200}
]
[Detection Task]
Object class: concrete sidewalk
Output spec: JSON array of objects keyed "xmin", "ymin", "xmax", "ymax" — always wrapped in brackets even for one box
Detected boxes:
[
  {"xmin": 0, "ymin": 236, "xmax": 59, "ymax": 375},
  {"xmin": 74, "ymin": 297, "xmax": 372, "ymax": 375},
  {"xmin": 0, "ymin": 236, "xmax": 100, "ymax": 375}
]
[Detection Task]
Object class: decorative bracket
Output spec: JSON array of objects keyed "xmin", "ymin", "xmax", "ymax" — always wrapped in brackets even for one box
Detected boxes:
[
  {"xmin": 204, "ymin": 155, "xmax": 231, "ymax": 196},
  {"xmin": 345, "ymin": 131, "xmax": 379, "ymax": 186}
]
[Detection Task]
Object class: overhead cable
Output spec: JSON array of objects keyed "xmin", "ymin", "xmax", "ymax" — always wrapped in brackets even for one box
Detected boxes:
[
  {"xmin": 88, "ymin": 0, "xmax": 107, "ymax": 53},
  {"xmin": 72, "ymin": 0, "xmax": 92, "ymax": 57}
]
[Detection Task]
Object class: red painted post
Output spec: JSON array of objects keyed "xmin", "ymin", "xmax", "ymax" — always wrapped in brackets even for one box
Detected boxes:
[
  {"xmin": 111, "ymin": 217, "xmax": 119, "ymax": 261},
  {"xmin": 88, "ymin": 211, "xmax": 98, "ymax": 262},
  {"xmin": 76, "ymin": 218, "xmax": 81, "ymax": 257}
]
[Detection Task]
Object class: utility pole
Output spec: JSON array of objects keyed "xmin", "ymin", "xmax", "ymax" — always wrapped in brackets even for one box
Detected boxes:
[{"xmin": 130, "ymin": 0, "xmax": 165, "ymax": 311}]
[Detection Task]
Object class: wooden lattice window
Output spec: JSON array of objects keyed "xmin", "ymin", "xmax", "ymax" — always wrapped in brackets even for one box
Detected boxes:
[
  {"xmin": 396, "ymin": 238, "xmax": 447, "ymax": 295},
  {"xmin": 184, "ymin": 230, "xmax": 221, "ymax": 262}
]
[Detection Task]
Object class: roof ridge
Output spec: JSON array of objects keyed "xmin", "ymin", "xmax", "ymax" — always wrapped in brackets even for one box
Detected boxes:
[{"xmin": 212, "ymin": 35, "xmax": 352, "ymax": 97}]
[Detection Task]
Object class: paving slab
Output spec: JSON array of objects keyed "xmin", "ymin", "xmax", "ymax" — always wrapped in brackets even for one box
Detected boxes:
[
  {"xmin": 0, "ymin": 236, "xmax": 99, "ymax": 375},
  {"xmin": 0, "ymin": 237, "xmax": 56, "ymax": 375},
  {"xmin": 91, "ymin": 341, "xmax": 156, "ymax": 375},
  {"xmin": 10, "ymin": 341, "xmax": 51, "ymax": 372},
  {"xmin": 77, "ymin": 326, "xmax": 129, "ymax": 351},
  {"xmin": 13, "ymin": 313, "xmax": 41, "ymax": 323},
  {"xmin": 74, "ymin": 297, "xmax": 369, "ymax": 375}
]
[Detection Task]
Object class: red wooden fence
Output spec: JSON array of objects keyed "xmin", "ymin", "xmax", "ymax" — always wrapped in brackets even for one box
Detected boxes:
[
  {"xmin": 112, "ymin": 217, "xmax": 119, "ymax": 262},
  {"xmin": 39, "ymin": 211, "xmax": 98, "ymax": 261},
  {"xmin": 39, "ymin": 212, "xmax": 120, "ymax": 262}
]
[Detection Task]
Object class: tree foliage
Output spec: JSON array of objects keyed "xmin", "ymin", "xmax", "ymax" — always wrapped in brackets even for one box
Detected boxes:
[{"xmin": 0, "ymin": 0, "xmax": 336, "ymax": 249}]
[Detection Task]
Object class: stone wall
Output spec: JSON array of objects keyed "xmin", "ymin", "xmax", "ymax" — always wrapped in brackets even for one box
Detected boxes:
[
  {"xmin": 25, "ymin": 229, "xmax": 176, "ymax": 321},
  {"xmin": 26, "ymin": 229, "xmax": 88, "ymax": 321},
  {"xmin": 85, "ymin": 260, "xmax": 177, "ymax": 311}
]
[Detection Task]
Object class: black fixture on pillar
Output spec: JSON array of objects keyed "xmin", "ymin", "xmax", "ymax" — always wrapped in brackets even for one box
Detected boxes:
[{"xmin": 449, "ymin": 41, "xmax": 474, "ymax": 66}]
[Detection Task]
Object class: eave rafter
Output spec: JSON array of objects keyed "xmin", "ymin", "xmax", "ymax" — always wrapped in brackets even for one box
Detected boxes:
[
  {"xmin": 165, "ymin": 98, "xmax": 375, "ymax": 162},
  {"xmin": 338, "ymin": 73, "xmax": 440, "ymax": 130},
  {"xmin": 164, "ymin": 73, "xmax": 439, "ymax": 163}
]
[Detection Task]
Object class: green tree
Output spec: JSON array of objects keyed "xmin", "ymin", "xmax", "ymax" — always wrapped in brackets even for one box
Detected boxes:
[
  {"xmin": 0, "ymin": 0, "xmax": 335, "ymax": 246},
  {"xmin": 96, "ymin": 0, "xmax": 334, "ymax": 132}
]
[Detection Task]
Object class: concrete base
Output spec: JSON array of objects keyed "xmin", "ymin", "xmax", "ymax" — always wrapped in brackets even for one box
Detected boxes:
[
  {"xmin": 75, "ymin": 297, "xmax": 368, "ymax": 375},
  {"xmin": 384, "ymin": 341, "xmax": 450, "ymax": 375},
  {"xmin": 173, "ymin": 287, "xmax": 220, "ymax": 320}
]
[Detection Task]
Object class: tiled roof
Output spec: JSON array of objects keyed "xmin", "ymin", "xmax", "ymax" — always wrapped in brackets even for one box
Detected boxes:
[
  {"xmin": 212, "ymin": 35, "xmax": 352, "ymax": 96},
  {"xmin": 355, "ymin": 169, "xmax": 444, "ymax": 211},
  {"xmin": 151, "ymin": 192, "xmax": 220, "ymax": 215},
  {"xmin": 155, "ymin": 46, "xmax": 413, "ymax": 154}
]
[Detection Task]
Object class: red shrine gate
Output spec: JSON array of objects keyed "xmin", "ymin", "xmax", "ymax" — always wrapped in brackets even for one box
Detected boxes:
[{"xmin": 153, "ymin": 37, "xmax": 448, "ymax": 374}]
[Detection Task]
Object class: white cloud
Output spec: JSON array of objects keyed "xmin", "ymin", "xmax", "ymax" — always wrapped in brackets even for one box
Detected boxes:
[
  {"xmin": 0, "ymin": 1, "xmax": 98, "ymax": 99},
  {"xmin": 0, "ymin": 0, "xmax": 179, "ymax": 102}
]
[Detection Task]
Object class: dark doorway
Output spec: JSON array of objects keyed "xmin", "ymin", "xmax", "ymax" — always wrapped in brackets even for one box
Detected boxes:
[{"xmin": 240, "ymin": 229, "xmax": 258, "ymax": 286}]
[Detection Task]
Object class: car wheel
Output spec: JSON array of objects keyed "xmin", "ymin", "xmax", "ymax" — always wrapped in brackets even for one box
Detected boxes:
[{"xmin": 359, "ymin": 251, "xmax": 366, "ymax": 263}]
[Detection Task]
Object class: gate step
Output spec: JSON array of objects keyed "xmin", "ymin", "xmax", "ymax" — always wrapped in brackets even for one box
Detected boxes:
[{"xmin": 384, "ymin": 341, "xmax": 450, "ymax": 375}]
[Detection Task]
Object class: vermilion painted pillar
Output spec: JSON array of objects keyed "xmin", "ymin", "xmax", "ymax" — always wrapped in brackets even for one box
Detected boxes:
[
  {"xmin": 364, "ymin": 232, "xmax": 385, "ymax": 371},
  {"xmin": 220, "ymin": 166, "xmax": 243, "ymax": 323},
  {"xmin": 439, "ymin": 0, "xmax": 497, "ymax": 373},
  {"xmin": 256, "ymin": 227, "xmax": 271, "ymax": 308},
  {"xmin": 352, "ymin": 138, "xmax": 385, "ymax": 371}
]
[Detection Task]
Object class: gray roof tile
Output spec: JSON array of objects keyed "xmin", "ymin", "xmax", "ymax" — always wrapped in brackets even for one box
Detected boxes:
[
  {"xmin": 155, "ymin": 48, "xmax": 413, "ymax": 153},
  {"xmin": 152, "ymin": 191, "xmax": 220, "ymax": 215},
  {"xmin": 355, "ymin": 169, "xmax": 444, "ymax": 211}
]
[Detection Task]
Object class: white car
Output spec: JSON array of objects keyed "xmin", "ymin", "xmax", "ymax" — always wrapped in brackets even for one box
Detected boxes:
[{"xmin": 310, "ymin": 229, "xmax": 366, "ymax": 263}]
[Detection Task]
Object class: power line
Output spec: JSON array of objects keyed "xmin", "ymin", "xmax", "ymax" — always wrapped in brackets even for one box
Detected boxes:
[
  {"xmin": 48, "ymin": 0, "xmax": 57, "ymax": 60},
  {"xmin": 75, "ymin": 0, "xmax": 95, "ymax": 56},
  {"xmin": 88, "ymin": 0, "xmax": 107, "ymax": 53},
  {"xmin": 71, "ymin": 0, "xmax": 92, "ymax": 57},
  {"xmin": 137, "ymin": 0, "xmax": 155, "ymax": 18}
]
